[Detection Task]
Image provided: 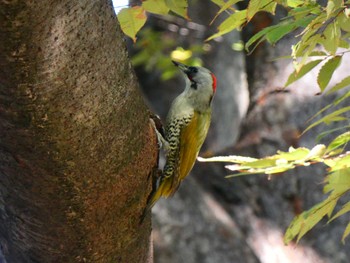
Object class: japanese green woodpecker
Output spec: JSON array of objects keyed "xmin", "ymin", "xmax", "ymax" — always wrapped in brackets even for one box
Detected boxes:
[{"xmin": 149, "ymin": 61, "xmax": 217, "ymax": 207}]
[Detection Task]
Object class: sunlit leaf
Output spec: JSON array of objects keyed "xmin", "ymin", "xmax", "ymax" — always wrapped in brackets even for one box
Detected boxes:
[
  {"xmin": 285, "ymin": 59, "xmax": 323, "ymax": 87},
  {"xmin": 304, "ymin": 106, "xmax": 350, "ymax": 134},
  {"xmin": 287, "ymin": 0, "xmax": 305, "ymax": 8},
  {"xmin": 334, "ymin": 90, "xmax": 350, "ymax": 105},
  {"xmin": 245, "ymin": 25, "xmax": 275, "ymax": 52},
  {"xmin": 210, "ymin": 0, "xmax": 227, "ymax": 6},
  {"xmin": 207, "ymin": 10, "xmax": 247, "ymax": 41},
  {"xmin": 304, "ymin": 144, "xmax": 326, "ymax": 160},
  {"xmin": 338, "ymin": 11, "xmax": 350, "ymax": 32},
  {"xmin": 284, "ymin": 197, "xmax": 338, "ymax": 244},
  {"xmin": 298, "ymin": 12, "xmax": 326, "ymax": 39},
  {"xmin": 246, "ymin": 15, "xmax": 314, "ymax": 52},
  {"xmin": 342, "ymin": 221, "xmax": 350, "ymax": 243},
  {"xmin": 165, "ymin": 0, "xmax": 188, "ymax": 18},
  {"xmin": 264, "ymin": 163, "xmax": 295, "ymax": 174},
  {"xmin": 117, "ymin": 7, "xmax": 147, "ymax": 42},
  {"xmin": 297, "ymin": 198, "xmax": 337, "ymax": 241},
  {"xmin": 326, "ymin": 75, "xmax": 350, "ymax": 95},
  {"xmin": 323, "ymin": 168, "xmax": 350, "ymax": 193},
  {"xmin": 197, "ymin": 155, "xmax": 258, "ymax": 163},
  {"xmin": 247, "ymin": 0, "xmax": 277, "ymax": 21},
  {"xmin": 142, "ymin": 0, "xmax": 169, "ymax": 15},
  {"xmin": 266, "ymin": 23, "xmax": 297, "ymax": 44},
  {"xmin": 210, "ymin": 0, "xmax": 241, "ymax": 25},
  {"xmin": 327, "ymin": 131, "xmax": 350, "ymax": 152},
  {"xmin": 225, "ymin": 172, "xmax": 257, "ymax": 178},
  {"xmin": 316, "ymin": 125, "xmax": 350, "ymax": 142},
  {"xmin": 326, "ymin": 0, "xmax": 342, "ymax": 18},
  {"xmin": 328, "ymin": 155, "xmax": 350, "ymax": 172},
  {"xmin": 289, "ymin": 5, "xmax": 321, "ymax": 20},
  {"xmin": 275, "ymin": 147, "xmax": 310, "ymax": 161},
  {"xmin": 329, "ymin": 201, "xmax": 350, "ymax": 222},
  {"xmin": 317, "ymin": 56, "xmax": 342, "ymax": 92},
  {"xmin": 322, "ymin": 21, "xmax": 341, "ymax": 55},
  {"xmin": 292, "ymin": 35, "xmax": 322, "ymax": 64}
]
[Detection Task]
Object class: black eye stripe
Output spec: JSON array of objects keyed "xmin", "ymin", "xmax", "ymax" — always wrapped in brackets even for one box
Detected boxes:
[{"xmin": 188, "ymin": 67, "xmax": 198, "ymax": 73}]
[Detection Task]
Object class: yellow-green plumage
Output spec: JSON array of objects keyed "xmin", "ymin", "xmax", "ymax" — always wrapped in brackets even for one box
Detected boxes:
[
  {"xmin": 147, "ymin": 61, "xmax": 216, "ymax": 209},
  {"xmin": 149, "ymin": 111, "xmax": 211, "ymax": 207}
]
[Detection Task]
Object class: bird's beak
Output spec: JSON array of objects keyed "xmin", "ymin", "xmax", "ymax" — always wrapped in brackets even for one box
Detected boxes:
[{"xmin": 172, "ymin": 60, "xmax": 189, "ymax": 72}]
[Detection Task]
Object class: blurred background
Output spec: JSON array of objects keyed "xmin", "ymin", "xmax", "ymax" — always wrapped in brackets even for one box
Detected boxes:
[{"xmin": 114, "ymin": 1, "xmax": 350, "ymax": 262}]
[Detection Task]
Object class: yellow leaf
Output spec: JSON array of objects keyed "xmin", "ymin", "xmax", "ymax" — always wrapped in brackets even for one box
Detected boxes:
[
  {"xmin": 207, "ymin": 10, "xmax": 247, "ymax": 41},
  {"xmin": 117, "ymin": 7, "xmax": 147, "ymax": 42},
  {"xmin": 342, "ymin": 221, "xmax": 350, "ymax": 243},
  {"xmin": 142, "ymin": 0, "xmax": 169, "ymax": 15},
  {"xmin": 165, "ymin": 0, "xmax": 189, "ymax": 19},
  {"xmin": 247, "ymin": 0, "xmax": 277, "ymax": 21}
]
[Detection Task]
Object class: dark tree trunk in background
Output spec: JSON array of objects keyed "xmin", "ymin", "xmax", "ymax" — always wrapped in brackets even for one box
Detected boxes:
[{"xmin": 0, "ymin": 1, "xmax": 155, "ymax": 262}]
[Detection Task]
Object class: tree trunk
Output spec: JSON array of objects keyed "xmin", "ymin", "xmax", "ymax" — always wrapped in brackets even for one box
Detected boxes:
[{"xmin": 0, "ymin": 1, "xmax": 155, "ymax": 262}]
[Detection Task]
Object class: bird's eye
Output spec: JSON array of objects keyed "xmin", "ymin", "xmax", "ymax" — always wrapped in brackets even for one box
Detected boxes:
[{"xmin": 188, "ymin": 67, "xmax": 198, "ymax": 73}]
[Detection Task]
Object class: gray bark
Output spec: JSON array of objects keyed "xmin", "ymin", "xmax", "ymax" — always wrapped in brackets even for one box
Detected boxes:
[{"xmin": 0, "ymin": 1, "xmax": 155, "ymax": 262}]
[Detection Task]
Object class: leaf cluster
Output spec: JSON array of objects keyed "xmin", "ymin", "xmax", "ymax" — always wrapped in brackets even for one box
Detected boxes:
[
  {"xmin": 199, "ymin": 133, "xmax": 350, "ymax": 243},
  {"xmin": 117, "ymin": 0, "xmax": 188, "ymax": 41}
]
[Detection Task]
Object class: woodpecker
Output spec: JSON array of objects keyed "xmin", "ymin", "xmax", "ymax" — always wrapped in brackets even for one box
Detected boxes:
[{"xmin": 148, "ymin": 61, "xmax": 217, "ymax": 208}]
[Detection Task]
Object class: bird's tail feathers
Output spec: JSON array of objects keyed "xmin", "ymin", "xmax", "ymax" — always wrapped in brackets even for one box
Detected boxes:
[{"xmin": 140, "ymin": 176, "xmax": 175, "ymax": 223}]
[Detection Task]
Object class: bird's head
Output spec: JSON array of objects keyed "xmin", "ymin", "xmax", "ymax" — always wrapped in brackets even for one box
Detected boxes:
[{"xmin": 172, "ymin": 61, "xmax": 217, "ymax": 95}]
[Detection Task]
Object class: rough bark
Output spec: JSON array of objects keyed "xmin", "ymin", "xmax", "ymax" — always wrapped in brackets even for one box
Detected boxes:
[{"xmin": 0, "ymin": 1, "xmax": 155, "ymax": 262}]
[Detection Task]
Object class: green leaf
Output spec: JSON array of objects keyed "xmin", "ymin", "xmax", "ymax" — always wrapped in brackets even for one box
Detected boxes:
[
  {"xmin": 323, "ymin": 168, "xmax": 350, "ymax": 193},
  {"xmin": 317, "ymin": 56, "xmax": 342, "ymax": 92},
  {"xmin": 264, "ymin": 163, "xmax": 295, "ymax": 174},
  {"xmin": 342, "ymin": 221, "xmax": 350, "ymax": 243},
  {"xmin": 304, "ymin": 144, "xmax": 326, "ymax": 160},
  {"xmin": 275, "ymin": 147, "xmax": 310, "ymax": 161},
  {"xmin": 292, "ymin": 35, "xmax": 322, "ymax": 63},
  {"xmin": 117, "ymin": 7, "xmax": 147, "ymax": 42},
  {"xmin": 326, "ymin": 75, "xmax": 350, "ymax": 94},
  {"xmin": 285, "ymin": 168, "xmax": 350, "ymax": 244},
  {"xmin": 286, "ymin": 0, "xmax": 304, "ymax": 8},
  {"xmin": 326, "ymin": 0, "xmax": 342, "ymax": 18},
  {"xmin": 289, "ymin": 5, "xmax": 321, "ymax": 20},
  {"xmin": 142, "ymin": 0, "xmax": 169, "ymax": 15},
  {"xmin": 329, "ymin": 201, "xmax": 350, "ymax": 222},
  {"xmin": 210, "ymin": 0, "xmax": 226, "ymax": 6},
  {"xmin": 334, "ymin": 90, "xmax": 350, "ymax": 105},
  {"xmin": 265, "ymin": 23, "xmax": 297, "ymax": 44},
  {"xmin": 247, "ymin": 0, "xmax": 277, "ymax": 21},
  {"xmin": 327, "ymin": 131, "xmax": 350, "ymax": 153},
  {"xmin": 322, "ymin": 21, "xmax": 341, "ymax": 55},
  {"xmin": 316, "ymin": 125, "xmax": 350, "ymax": 142},
  {"xmin": 328, "ymin": 155, "xmax": 350, "ymax": 172},
  {"xmin": 241, "ymin": 158, "xmax": 277, "ymax": 168},
  {"xmin": 284, "ymin": 196, "xmax": 338, "ymax": 244},
  {"xmin": 304, "ymin": 106, "xmax": 350, "ymax": 134},
  {"xmin": 284, "ymin": 59, "xmax": 323, "ymax": 87},
  {"xmin": 246, "ymin": 15, "xmax": 314, "ymax": 52},
  {"xmin": 210, "ymin": 0, "xmax": 241, "ymax": 25},
  {"xmin": 165, "ymin": 0, "xmax": 188, "ymax": 18},
  {"xmin": 207, "ymin": 10, "xmax": 247, "ymax": 41},
  {"xmin": 197, "ymin": 155, "xmax": 258, "ymax": 163},
  {"xmin": 338, "ymin": 11, "xmax": 350, "ymax": 32},
  {"xmin": 245, "ymin": 25, "xmax": 275, "ymax": 51}
]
